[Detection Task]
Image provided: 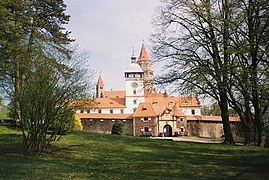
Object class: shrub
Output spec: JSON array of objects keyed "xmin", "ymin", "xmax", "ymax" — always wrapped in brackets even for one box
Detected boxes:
[
  {"xmin": 111, "ymin": 120, "xmax": 124, "ymax": 135},
  {"xmin": 73, "ymin": 116, "xmax": 83, "ymax": 130}
]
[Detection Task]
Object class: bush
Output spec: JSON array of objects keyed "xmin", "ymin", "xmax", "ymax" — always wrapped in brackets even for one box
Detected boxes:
[
  {"xmin": 111, "ymin": 120, "xmax": 124, "ymax": 135},
  {"xmin": 73, "ymin": 116, "xmax": 83, "ymax": 130}
]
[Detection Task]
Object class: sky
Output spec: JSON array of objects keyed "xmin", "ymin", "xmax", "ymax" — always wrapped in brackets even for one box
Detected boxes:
[{"xmin": 64, "ymin": 0, "xmax": 161, "ymax": 91}]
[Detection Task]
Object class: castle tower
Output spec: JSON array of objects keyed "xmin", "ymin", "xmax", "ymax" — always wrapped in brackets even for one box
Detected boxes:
[
  {"xmin": 96, "ymin": 74, "xmax": 104, "ymax": 98},
  {"xmin": 124, "ymin": 52, "xmax": 145, "ymax": 113},
  {"xmin": 137, "ymin": 43, "xmax": 154, "ymax": 94}
]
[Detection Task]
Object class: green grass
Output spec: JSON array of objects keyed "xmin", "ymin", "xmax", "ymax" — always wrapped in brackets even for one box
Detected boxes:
[{"xmin": 0, "ymin": 125, "xmax": 269, "ymax": 179}]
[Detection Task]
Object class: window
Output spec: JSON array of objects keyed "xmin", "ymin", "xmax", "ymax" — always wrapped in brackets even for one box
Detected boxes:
[
  {"xmin": 133, "ymin": 99, "xmax": 137, "ymax": 104},
  {"xmin": 191, "ymin": 109, "xmax": 195, "ymax": 115},
  {"xmin": 144, "ymin": 127, "xmax": 149, "ymax": 132},
  {"xmin": 110, "ymin": 109, "xmax": 113, "ymax": 114},
  {"xmin": 144, "ymin": 117, "xmax": 149, "ymax": 122},
  {"xmin": 80, "ymin": 109, "xmax": 84, "ymax": 113},
  {"xmin": 133, "ymin": 90, "xmax": 136, "ymax": 95},
  {"xmin": 87, "ymin": 109, "xmax": 91, "ymax": 113},
  {"xmin": 98, "ymin": 109, "xmax": 102, "ymax": 113},
  {"xmin": 120, "ymin": 109, "xmax": 124, "ymax": 114}
]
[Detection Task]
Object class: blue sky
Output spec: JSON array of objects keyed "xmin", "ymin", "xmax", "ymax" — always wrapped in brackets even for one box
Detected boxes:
[{"xmin": 64, "ymin": 0, "xmax": 161, "ymax": 91}]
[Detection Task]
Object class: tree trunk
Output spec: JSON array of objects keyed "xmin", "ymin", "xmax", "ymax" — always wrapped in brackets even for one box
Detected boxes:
[
  {"xmin": 15, "ymin": 54, "xmax": 21, "ymax": 124},
  {"xmin": 219, "ymin": 91, "xmax": 234, "ymax": 144}
]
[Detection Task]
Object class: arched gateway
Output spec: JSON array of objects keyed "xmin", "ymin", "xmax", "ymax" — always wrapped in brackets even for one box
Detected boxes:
[{"xmin": 163, "ymin": 124, "xmax": 172, "ymax": 137}]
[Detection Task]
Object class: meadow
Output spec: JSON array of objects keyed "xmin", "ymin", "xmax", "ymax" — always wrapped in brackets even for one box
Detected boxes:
[{"xmin": 0, "ymin": 125, "xmax": 269, "ymax": 179}]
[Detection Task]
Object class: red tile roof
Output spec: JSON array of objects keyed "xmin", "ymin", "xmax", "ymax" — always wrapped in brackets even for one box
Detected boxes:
[
  {"xmin": 95, "ymin": 98, "xmax": 125, "ymax": 108},
  {"xmin": 133, "ymin": 102, "xmax": 157, "ymax": 117},
  {"xmin": 145, "ymin": 96, "xmax": 200, "ymax": 107},
  {"xmin": 137, "ymin": 43, "xmax": 150, "ymax": 62},
  {"xmin": 77, "ymin": 113, "xmax": 133, "ymax": 120},
  {"xmin": 103, "ymin": 90, "xmax": 125, "ymax": 98},
  {"xmin": 97, "ymin": 74, "xmax": 104, "ymax": 86}
]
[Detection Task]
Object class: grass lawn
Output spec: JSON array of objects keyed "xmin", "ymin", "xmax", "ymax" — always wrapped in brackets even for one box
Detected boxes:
[{"xmin": 0, "ymin": 125, "xmax": 269, "ymax": 179}]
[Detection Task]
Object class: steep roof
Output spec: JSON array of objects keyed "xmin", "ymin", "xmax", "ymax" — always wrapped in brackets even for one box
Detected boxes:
[
  {"xmin": 145, "ymin": 96, "xmax": 200, "ymax": 107},
  {"xmin": 97, "ymin": 74, "xmax": 104, "ymax": 87},
  {"xmin": 133, "ymin": 102, "xmax": 157, "ymax": 117},
  {"xmin": 103, "ymin": 90, "xmax": 125, "ymax": 98},
  {"xmin": 95, "ymin": 98, "xmax": 125, "ymax": 108},
  {"xmin": 137, "ymin": 43, "xmax": 150, "ymax": 62},
  {"xmin": 172, "ymin": 104, "xmax": 185, "ymax": 116},
  {"xmin": 133, "ymin": 101, "xmax": 186, "ymax": 118}
]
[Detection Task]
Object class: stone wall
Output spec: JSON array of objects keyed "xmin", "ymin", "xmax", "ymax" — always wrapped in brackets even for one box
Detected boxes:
[
  {"xmin": 133, "ymin": 117, "xmax": 158, "ymax": 136},
  {"xmin": 81, "ymin": 119, "xmax": 133, "ymax": 136},
  {"xmin": 187, "ymin": 121, "xmax": 242, "ymax": 138}
]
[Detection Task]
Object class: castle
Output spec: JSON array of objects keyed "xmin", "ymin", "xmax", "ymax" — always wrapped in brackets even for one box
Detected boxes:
[{"xmin": 76, "ymin": 43, "xmax": 240, "ymax": 138}]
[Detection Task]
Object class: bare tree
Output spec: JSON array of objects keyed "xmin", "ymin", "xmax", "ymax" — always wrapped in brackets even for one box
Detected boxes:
[{"xmin": 152, "ymin": 0, "xmax": 238, "ymax": 144}]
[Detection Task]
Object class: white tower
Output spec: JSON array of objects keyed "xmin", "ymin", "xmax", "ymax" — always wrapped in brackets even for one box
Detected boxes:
[{"xmin": 124, "ymin": 52, "xmax": 145, "ymax": 113}]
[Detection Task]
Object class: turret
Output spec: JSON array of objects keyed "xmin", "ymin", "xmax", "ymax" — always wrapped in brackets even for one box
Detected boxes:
[
  {"xmin": 96, "ymin": 74, "xmax": 104, "ymax": 98},
  {"xmin": 137, "ymin": 43, "xmax": 154, "ymax": 94}
]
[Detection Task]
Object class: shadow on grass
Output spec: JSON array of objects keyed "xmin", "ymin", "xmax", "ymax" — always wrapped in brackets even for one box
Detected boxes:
[{"xmin": 1, "ymin": 130, "xmax": 269, "ymax": 179}]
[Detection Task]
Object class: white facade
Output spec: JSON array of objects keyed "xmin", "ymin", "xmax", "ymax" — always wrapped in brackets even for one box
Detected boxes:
[
  {"xmin": 181, "ymin": 107, "xmax": 201, "ymax": 116},
  {"xmin": 124, "ymin": 56, "xmax": 145, "ymax": 114}
]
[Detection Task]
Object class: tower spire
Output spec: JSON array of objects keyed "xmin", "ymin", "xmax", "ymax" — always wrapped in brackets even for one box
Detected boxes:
[
  {"xmin": 131, "ymin": 47, "xmax": 136, "ymax": 63},
  {"xmin": 96, "ymin": 74, "xmax": 104, "ymax": 98},
  {"xmin": 137, "ymin": 43, "xmax": 150, "ymax": 62},
  {"xmin": 137, "ymin": 43, "xmax": 154, "ymax": 94}
]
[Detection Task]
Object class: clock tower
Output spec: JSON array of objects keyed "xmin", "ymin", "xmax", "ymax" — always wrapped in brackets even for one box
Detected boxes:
[{"xmin": 124, "ymin": 52, "xmax": 145, "ymax": 113}]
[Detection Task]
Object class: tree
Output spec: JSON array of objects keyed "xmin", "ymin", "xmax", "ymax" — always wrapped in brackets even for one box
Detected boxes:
[
  {"xmin": 225, "ymin": 0, "xmax": 269, "ymax": 145},
  {"xmin": 0, "ymin": 0, "xmax": 93, "ymax": 153},
  {"xmin": 152, "ymin": 0, "xmax": 269, "ymax": 146},
  {"xmin": 18, "ymin": 49, "xmax": 89, "ymax": 153},
  {"xmin": 152, "ymin": 0, "xmax": 235, "ymax": 144},
  {"xmin": 111, "ymin": 120, "xmax": 124, "ymax": 135},
  {"xmin": 0, "ymin": 0, "xmax": 73, "ymax": 123}
]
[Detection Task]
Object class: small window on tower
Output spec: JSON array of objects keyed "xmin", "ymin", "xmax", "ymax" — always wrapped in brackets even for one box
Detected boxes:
[
  {"xmin": 133, "ymin": 90, "xmax": 136, "ymax": 95},
  {"xmin": 133, "ymin": 99, "xmax": 137, "ymax": 104},
  {"xmin": 110, "ymin": 109, "xmax": 113, "ymax": 114},
  {"xmin": 192, "ymin": 109, "xmax": 195, "ymax": 115},
  {"xmin": 120, "ymin": 109, "xmax": 124, "ymax": 114}
]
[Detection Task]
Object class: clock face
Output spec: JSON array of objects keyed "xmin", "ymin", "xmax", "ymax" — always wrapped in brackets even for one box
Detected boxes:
[{"xmin": 131, "ymin": 82, "xmax": 138, "ymax": 88}]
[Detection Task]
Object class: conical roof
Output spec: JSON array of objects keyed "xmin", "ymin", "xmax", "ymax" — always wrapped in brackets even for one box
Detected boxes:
[
  {"xmin": 97, "ymin": 74, "xmax": 104, "ymax": 87},
  {"xmin": 137, "ymin": 43, "xmax": 150, "ymax": 62}
]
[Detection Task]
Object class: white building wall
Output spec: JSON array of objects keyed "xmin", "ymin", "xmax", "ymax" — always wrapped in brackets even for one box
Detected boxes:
[
  {"xmin": 76, "ymin": 108, "xmax": 125, "ymax": 114},
  {"xmin": 181, "ymin": 107, "xmax": 201, "ymax": 116},
  {"xmin": 125, "ymin": 79, "xmax": 144, "ymax": 114}
]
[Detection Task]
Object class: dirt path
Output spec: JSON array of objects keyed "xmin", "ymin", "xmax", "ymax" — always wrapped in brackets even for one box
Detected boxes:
[{"xmin": 151, "ymin": 136, "xmax": 222, "ymax": 144}]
